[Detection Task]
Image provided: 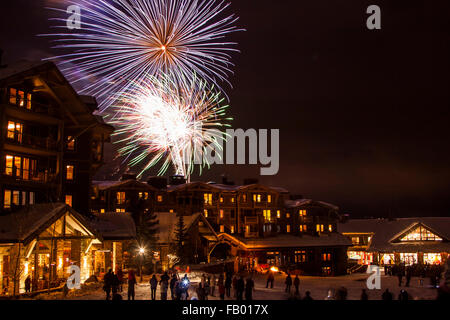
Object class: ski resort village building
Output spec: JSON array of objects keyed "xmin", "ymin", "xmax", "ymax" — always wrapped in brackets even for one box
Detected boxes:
[{"xmin": 339, "ymin": 218, "xmax": 450, "ymax": 266}]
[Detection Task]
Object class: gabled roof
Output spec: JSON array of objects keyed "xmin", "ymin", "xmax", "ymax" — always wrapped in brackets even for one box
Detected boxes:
[
  {"xmin": 92, "ymin": 180, "xmax": 159, "ymax": 192},
  {"xmin": 338, "ymin": 217, "xmax": 450, "ymax": 253},
  {"xmin": 155, "ymin": 212, "xmax": 217, "ymax": 244},
  {"xmin": 285, "ymin": 199, "xmax": 339, "ymax": 211},
  {"xmin": 0, "ymin": 203, "xmax": 100, "ymax": 245},
  {"xmin": 0, "ymin": 60, "xmax": 50, "ymax": 81}
]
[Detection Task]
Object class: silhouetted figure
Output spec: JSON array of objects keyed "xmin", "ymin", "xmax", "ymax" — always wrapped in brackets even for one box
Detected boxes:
[
  {"xmin": 266, "ymin": 271, "xmax": 274, "ymax": 288},
  {"xmin": 150, "ymin": 275, "xmax": 158, "ymax": 300},
  {"xmin": 103, "ymin": 269, "xmax": 114, "ymax": 300},
  {"xmin": 405, "ymin": 267, "xmax": 412, "ymax": 287},
  {"xmin": 382, "ymin": 289, "xmax": 393, "ymax": 301},
  {"xmin": 225, "ymin": 272, "xmax": 232, "ymax": 298},
  {"xmin": 294, "ymin": 275, "xmax": 300, "ymax": 295},
  {"xmin": 25, "ymin": 276, "xmax": 31, "ymax": 293},
  {"xmin": 170, "ymin": 274, "xmax": 178, "ymax": 300},
  {"xmin": 236, "ymin": 276, "xmax": 245, "ymax": 300},
  {"xmin": 245, "ymin": 277, "xmax": 255, "ymax": 301},
  {"xmin": 398, "ymin": 289, "xmax": 409, "ymax": 301},
  {"xmin": 128, "ymin": 270, "xmax": 137, "ymax": 300},
  {"xmin": 303, "ymin": 291, "xmax": 313, "ymax": 301},
  {"xmin": 360, "ymin": 289, "xmax": 368, "ymax": 300},
  {"xmin": 285, "ymin": 274, "xmax": 292, "ymax": 293},
  {"xmin": 117, "ymin": 268, "xmax": 124, "ymax": 292},
  {"xmin": 335, "ymin": 286, "xmax": 348, "ymax": 300}
]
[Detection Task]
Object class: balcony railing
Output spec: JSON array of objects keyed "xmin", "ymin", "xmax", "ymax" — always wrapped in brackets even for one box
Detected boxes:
[
  {"xmin": 245, "ymin": 216, "xmax": 258, "ymax": 224},
  {"xmin": 6, "ymin": 134, "xmax": 58, "ymax": 150},
  {"xmin": 3, "ymin": 170, "xmax": 57, "ymax": 183}
]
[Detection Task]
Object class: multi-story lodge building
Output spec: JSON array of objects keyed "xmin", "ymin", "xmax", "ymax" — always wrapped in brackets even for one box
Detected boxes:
[
  {"xmin": 0, "ymin": 60, "xmax": 136, "ymax": 296},
  {"xmin": 91, "ymin": 176, "xmax": 352, "ymax": 276},
  {"xmin": 0, "ymin": 60, "xmax": 113, "ymax": 215}
]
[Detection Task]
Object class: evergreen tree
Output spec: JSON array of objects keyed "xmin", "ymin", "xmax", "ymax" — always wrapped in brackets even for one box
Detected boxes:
[{"xmin": 174, "ymin": 214, "xmax": 188, "ymax": 264}]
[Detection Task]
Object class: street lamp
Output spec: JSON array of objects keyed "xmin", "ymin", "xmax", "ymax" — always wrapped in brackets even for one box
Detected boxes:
[{"xmin": 138, "ymin": 247, "xmax": 145, "ymax": 283}]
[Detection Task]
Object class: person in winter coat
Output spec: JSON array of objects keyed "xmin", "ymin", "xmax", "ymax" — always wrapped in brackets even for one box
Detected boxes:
[
  {"xmin": 103, "ymin": 269, "xmax": 114, "ymax": 300},
  {"xmin": 360, "ymin": 289, "xmax": 369, "ymax": 300},
  {"xmin": 236, "ymin": 276, "xmax": 245, "ymax": 300},
  {"xmin": 225, "ymin": 273, "xmax": 232, "ymax": 298},
  {"xmin": 196, "ymin": 283, "xmax": 206, "ymax": 300},
  {"xmin": 210, "ymin": 274, "xmax": 217, "ymax": 297},
  {"xmin": 245, "ymin": 276, "xmax": 255, "ymax": 301},
  {"xmin": 150, "ymin": 275, "xmax": 158, "ymax": 300},
  {"xmin": 158, "ymin": 272, "xmax": 169, "ymax": 300},
  {"xmin": 127, "ymin": 270, "xmax": 137, "ymax": 300},
  {"xmin": 218, "ymin": 281, "xmax": 226, "ymax": 300},
  {"xmin": 293, "ymin": 275, "xmax": 300, "ymax": 295},
  {"xmin": 398, "ymin": 289, "xmax": 409, "ymax": 301},
  {"xmin": 116, "ymin": 268, "xmax": 124, "ymax": 292},
  {"xmin": 170, "ymin": 274, "xmax": 178, "ymax": 300},
  {"xmin": 266, "ymin": 271, "xmax": 274, "ymax": 288},
  {"xmin": 111, "ymin": 272, "xmax": 120, "ymax": 297},
  {"xmin": 382, "ymin": 288, "xmax": 393, "ymax": 301},
  {"xmin": 303, "ymin": 291, "xmax": 313, "ymax": 301},
  {"xmin": 285, "ymin": 274, "xmax": 292, "ymax": 293},
  {"xmin": 25, "ymin": 276, "xmax": 31, "ymax": 293}
]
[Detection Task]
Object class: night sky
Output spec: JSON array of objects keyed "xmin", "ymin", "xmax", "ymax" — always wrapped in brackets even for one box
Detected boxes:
[{"xmin": 1, "ymin": 0, "xmax": 450, "ymax": 218}]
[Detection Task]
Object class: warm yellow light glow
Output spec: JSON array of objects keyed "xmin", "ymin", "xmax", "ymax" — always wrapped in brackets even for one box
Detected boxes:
[
  {"xmin": 58, "ymin": 258, "xmax": 63, "ymax": 269},
  {"xmin": 161, "ymin": 45, "xmax": 166, "ymax": 51},
  {"xmin": 24, "ymin": 261, "xmax": 29, "ymax": 275},
  {"xmin": 270, "ymin": 266, "xmax": 279, "ymax": 272},
  {"xmin": 139, "ymin": 247, "xmax": 145, "ymax": 255}
]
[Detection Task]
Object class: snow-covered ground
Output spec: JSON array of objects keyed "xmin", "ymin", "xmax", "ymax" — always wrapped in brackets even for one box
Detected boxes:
[{"xmin": 34, "ymin": 272, "xmax": 439, "ymax": 300}]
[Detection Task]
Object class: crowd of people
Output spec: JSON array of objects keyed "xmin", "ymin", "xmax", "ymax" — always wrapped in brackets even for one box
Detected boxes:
[{"xmin": 100, "ymin": 259, "xmax": 450, "ymax": 301}]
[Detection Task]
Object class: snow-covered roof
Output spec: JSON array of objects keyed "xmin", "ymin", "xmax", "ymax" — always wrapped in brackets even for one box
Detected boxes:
[
  {"xmin": 0, "ymin": 60, "xmax": 50, "ymax": 81},
  {"xmin": 234, "ymin": 233, "xmax": 352, "ymax": 249},
  {"xmin": 155, "ymin": 212, "xmax": 217, "ymax": 244},
  {"xmin": 285, "ymin": 199, "xmax": 339, "ymax": 211},
  {"xmin": 338, "ymin": 217, "xmax": 450, "ymax": 253},
  {"xmin": 88, "ymin": 213, "xmax": 136, "ymax": 240},
  {"xmin": 92, "ymin": 180, "xmax": 157, "ymax": 191},
  {"xmin": 0, "ymin": 203, "xmax": 97, "ymax": 244}
]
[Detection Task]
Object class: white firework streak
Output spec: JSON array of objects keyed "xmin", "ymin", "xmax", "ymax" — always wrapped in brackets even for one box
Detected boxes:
[
  {"xmin": 108, "ymin": 74, "xmax": 232, "ymax": 180},
  {"xmin": 42, "ymin": 0, "xmax": 243, "ymax": 110}
]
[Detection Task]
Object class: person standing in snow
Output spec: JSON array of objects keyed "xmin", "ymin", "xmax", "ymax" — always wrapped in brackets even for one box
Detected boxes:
[
  {"xmin": 170, "ymin": 273, "xmax": 178, "ymax": 300},
  {"xmin": 127, "ymin": 269, "xmax": 137, "ymax": 300},
  {"xmin": 150, "ymin": 274, "xmax": 158, "ymax": 300},
  {"xmin": 210, "ymin": 274, "xmax": 217, "ymax": 297},
  {"xmin": 225, "ymin": 273, "xmax": 232, "ymax": 298},
  {"xmin": 245, "ymin": 276, "xmax": 255, "ymax": 301},
  {"xmin": 285, "ymin": 273, "xmax": 292, "ymax": 293},
  {"xmin": 103, "ymin": 269, "xmax": 114, "ymax": 300},
  {"xmin": 294, "ymin": 275, "xmax": 300, "ymax": 295},
  {"xmin": 236, "ymin": 275, "xmax": 245, "ymax": 301},
  {"xmin": 160, "ymin": 272, "xmax": 169, "ymax": 300}
]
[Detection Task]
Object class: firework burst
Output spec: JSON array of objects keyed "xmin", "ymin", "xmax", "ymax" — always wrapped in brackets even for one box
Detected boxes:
[
  {"xmin": 109, "ymin": 74, "xmax": 232, "ymax": 180},
  {"xmin": 43, "ymin": 0, "xmax": 243, "ymax": 110}
]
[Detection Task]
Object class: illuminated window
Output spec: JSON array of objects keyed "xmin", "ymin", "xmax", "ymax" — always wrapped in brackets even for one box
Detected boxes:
[
  {"xmin": 351, "ymin": 237, "xmax": 360, "ymax": 245},
  {"xmin": 18, "ymin": 90, "xmax": 25, "ymax": 107},
  {"xmin": 3, "ymin": 190, "xmax": 11, "ymax": 209},
  {"xmin": 220, "ymin": 197, "xmax": 224, "ymax": 203},
  {"xmin": 157, "ymin": 195, "xmax": 163, "ymax": 202},
  {"xmin": 117, "ymin": 192, "xmax": 126, "ymax": 204},
  {"xmin": 26, "ymin": 93, "xmax": 32, "ymax": 109},
  {"xmin": 295, "ymin": 250, "xmax": 307, "ymax": 263},
  {"xmin": 116, "ymin": 208, "xmax": 126, "ymax": 213},
  {"xmin": 263, "ymin": 209, "xmax": 271, "ymax": 222},
  {"xmin": 300, "ymin": 225, "xmax": 303, "ymax": 232},
  {"xmin": 169, "ymin": 209, "xmax": 174, "ymax": 213},
  {"xmin": 328, "ymin": 224, "xmax": 333, "ymax": 232},
  {"xmin": 139, "ymin": 192, "xmax": 143, "ymax": 199},
  {"xmin": 316, "ymin": 224, "xmax": 324, "ymax": 233},
  {"xmin": 7, "ymin": 121, "xmax": 23, "ymax": 143},
  {"xmin": 66, "ymin": 165, "xmax": 74, "ymax": 180},
  {"xmin": 242, "ymin": 194, "xmax": 247, "ymax": 202},
  {"xmin": 67, "ymin": 136, "xmax": 75, "ymax": 151},
  {"xmin": 65, "ymin": 195, "xmax": 73, "ymax": 207},
  {"xmin": 203, "ymin": 209, "xmax": 208, "ymax": 218},
  {"xmin": 257, "ymin": 194, "xmax": 261, "ymax": 202},
  {"xmin": 299, "ymin": 210, "xmax": 307, "ymax": 217},
  {"xmin": 14, "ymin": 157, "xmax": 21, "ymax": 178},
  {"xmin": 400, "ymin": 226, "xmax": 443, "ymax": 242},
  {"xmin": 220, "ymin": 225, "xmax": 225, "ymax": 233},
  {"xmin": 204, "ymin": 193, "xmax": 212, "ymax": 205},
  {"xmin": 5, "ymin": 155, "xmax": 13, "ymax": 176},
  {"xmin": 423, "ymin": 253, "xmax": 442, "ymax": 265},
  {"xmin": 100, "ymin": 209, "xmax": 105, "ymax": 213},
  {"xmin": 245, "ymin": 225, "xmax": 250, "ymax": 234},
  {"xmin": 9, "ymin": 88, "xmax": 17, "ymax": 105},
  {"xmin": 277, "ymin": 210, "xmax": 281, "ymax": 218},
  {"xmin": 286, "ymin": 213, "xmax": 290, "ymax": 218},
  {"xmin": 231, "ymin": 197, "xmax": 235, "ymax": 203},
  {"xmin": 268, "ymin": 195, "xmax": 272, "ymax": 203},
  {"xmin": 29, "ymin": 192, "xmax": 34, "ymax": 205},
  {"xmin": 230, "ymin": 226, "xmax": 235, "ymax": 234},
  {"xmin": 22, "ymin": 158, "xmax": 30, "ymax": 180},
  {"xmin": 220, "ymin": 210, "xmax": 224, "ymax": 218},
  {"xmin": 322, "ymin": 253, "xmax": 332, "ymax": 261},
  {"xmin": 286, "ymin": 225, "xmax": 291, "ymax": 233},
  {"xmin": 253, "ymin": 194, "xmax": 262, "ymax": 202},
  {"xmin": 21, "ymin": 191, "xmax": 27, "ymax": 206}
]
